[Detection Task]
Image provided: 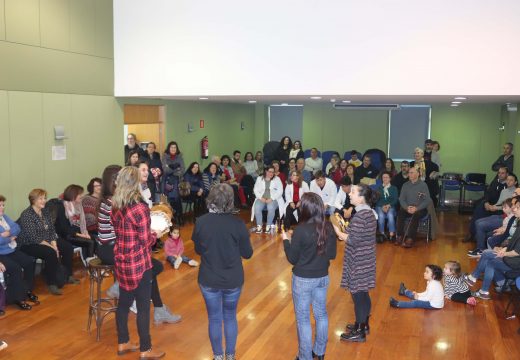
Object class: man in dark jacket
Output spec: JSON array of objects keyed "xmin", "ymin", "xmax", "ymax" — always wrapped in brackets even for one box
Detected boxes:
[
  {"xmin": 124, "ymin": 133, "xmax": 145, "ymax": 162},
  {"xmin": 492, "ymin": 142, "xmax": 514, "ymax": 173}
]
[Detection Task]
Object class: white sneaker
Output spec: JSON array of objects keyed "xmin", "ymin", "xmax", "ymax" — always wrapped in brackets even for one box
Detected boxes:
[
  {"xmin": 174, "ymin": 256, "xmax": 183, "ymax": 270},
  {"xmin": 255, "ymin": 225, "xmax": 263, "ymax": 234},
  {"xmin": 188, "ymin": 259, "xmax": 199, "ymax": 267},
  {"xmin": 265, "ymin": 224, "xmax": 275, "ymax": 234},
  {"xmin": 130, "ymin": 300, "xmax": 137, "ymax": 314},
  {"xmin": 0, "ymin": 340, "xmax": 8, "ymax": 351}
]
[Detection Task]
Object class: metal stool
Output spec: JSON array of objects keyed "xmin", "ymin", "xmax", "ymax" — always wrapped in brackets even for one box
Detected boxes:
[{"xmin": 87, "ymin": 258, "xmax": 117, "ymax": 341}]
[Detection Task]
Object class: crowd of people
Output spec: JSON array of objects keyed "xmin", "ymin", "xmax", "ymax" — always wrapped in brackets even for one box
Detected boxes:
[{"xmin": 1, "ymin": 133, "xmax": 518, "ymax": 359}]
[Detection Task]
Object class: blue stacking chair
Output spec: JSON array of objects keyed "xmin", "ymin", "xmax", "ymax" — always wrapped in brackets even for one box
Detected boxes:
[
  {"xmin": 343, "ymin": 151, "xmax": 353, "ymax": 161},
  {"xmin": 459, "ymin": 173, "xmax": 486, "ymax": 213},
  {"xmin": 362, "ymin": 148, "xmax": 387, "ymax": 171},
  {"xmin": 303, "ymin": 149, "xmax": 321, "ymax": 159},
  {"xmin": 438, "ymin": 172, "xmax": 463, "ymax": 209}
]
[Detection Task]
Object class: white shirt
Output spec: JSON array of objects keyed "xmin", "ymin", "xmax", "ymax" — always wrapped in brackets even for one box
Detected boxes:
[
  {"xmin": 309, "ymin": 178, "xmax": 337, "ymax": 208},
  {"xmin": 243, "ymin": 160, "xmax": 258, "ymax": 178},
  {"xmin": 417, "ymin": 280, "xmax": 444, "ymax": 309},
  {"xmin": 305, "ymin": 157, "xmax": 323, "ymax": 175},
  {"xmin": 334, "ymin": 188, "xmax": 348, "ymax": 211},
  {"xmin": 253, "ymin": 176, "xmax": 284, "ymax": 201}
]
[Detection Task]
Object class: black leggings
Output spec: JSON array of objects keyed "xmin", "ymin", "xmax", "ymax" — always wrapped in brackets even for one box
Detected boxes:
[
  {"xmin": 283, "ymin": 204, "xmax": 301, "ymax": 229},
  {"xmin": 116, "ymin": 269, "xmax": 152, "ymax": 351},
  {"xmin": 351, "ymin": 291, "xmax": 371, "ymax": 323},
  {"xmin": 20, "ymin": 239, "xmax": 74, "ymax": 284},
  {"xmin": 451, "ymin": 290, "xmax": 472, "ymax": 303},
  {"xmin": 96, "ymin": 243, "xmax": 163, "ymax": 307}
]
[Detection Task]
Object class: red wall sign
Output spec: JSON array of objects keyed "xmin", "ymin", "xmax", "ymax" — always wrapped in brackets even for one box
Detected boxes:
[{"xmin": 200, "ymin": 119, "xmax": 204, "ymax": 128}]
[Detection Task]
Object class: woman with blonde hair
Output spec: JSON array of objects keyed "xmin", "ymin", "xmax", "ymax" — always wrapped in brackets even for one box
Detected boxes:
[{"xmin": 112, "ymin": 166, "xmax": 165, "ymax": 359}]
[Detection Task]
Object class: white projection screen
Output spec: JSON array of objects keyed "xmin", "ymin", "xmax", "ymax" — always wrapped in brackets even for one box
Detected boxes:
[{"xmin": 114, "ymin": 0, "xmax": 520, "ymax": 97}]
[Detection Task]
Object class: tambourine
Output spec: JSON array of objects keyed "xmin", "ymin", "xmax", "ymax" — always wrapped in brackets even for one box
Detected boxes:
[
  {"xmin": 150, "ymin": 211, "xmax": 172, "ymax": 238},
  {"xmin": 331, "ymin": 212, "xmax": 349, "ymax": 233}
]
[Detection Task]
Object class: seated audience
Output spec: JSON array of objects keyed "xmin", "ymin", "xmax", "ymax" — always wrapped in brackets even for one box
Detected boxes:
[
  {"xmin": 255, "ymin": 151, "xmax": 264, "ymax": 177},
  {"xmin": 202, "ymin": 163, "xmax": 221, "ymax": 195},
  {"xmin": 354, "ymin": 155, "xmax": 378, "ymax": 184},
  {"xmin": 485, "ymin": 196, "xmax": 518, "ymax": 250},
  {"xmin": 18, "ymin": 189, "xmax": 77, "ymax": 295},
  {"xmin": 211, "ymin": 155, "xmax": 224, "ymax": 176},
  {"xmin": 330, "ymin": 159, "xmax": 348, "ymax": 186},
  {"xmin": 282, "ymin": 170, "xmax": 310, "ymax": 229},
  {"xmin": 391, "ymin": 161, "xmax": 410, "ymax": 196},
  {"xmin": 0, "ymin": 195, "xmax": 38, "ymax": 310},
  {"xmin": 390, "ymin": 265, "xmax": 444, "ymax": 309},
  {"xmin": 164, "ymin": 226, "xmax": 198, "ymax": 269},
  {"xmin": 221, "ymin": 155, "xmax": 247, "ymax": 208},
  {"xmin": 348, "ymin": 150, "xmax": 362, "ymax": 167},
  {"xmin": 334, "ymin": 176, "xmax": 354, "ymax": 221},
  {"xmin": 410, "ymin": 147, "xmax": 440, "ymax": 206},
  {"xmin": 443, "ymin": 261, "xmax": 476, "ymax": 306},
  {"xmin": 162, "ymin": 141, "xmax": 185, "ymax": 225},
  {"xmin": 395, "ymin": 167, "xmax": 430, "ymax": 248},
  {"xmin": 375, "ymin": 172, "xmax": 398, "ymax": 242},
  {"xmin": 465, "ymin": 197, "xmax": 520, "ymax": 300},
  {"xmin": 274, "ymin": 136, "xmax": 292, "ymax": 171},
  {"xmin": 243, "ymin": 152, "xmax": 259, "ymax": 180},
  {"xmin": 325, "ymin": 152, "xmax": 341, "ymax": 174},
  {"xmin": 126, "ymin": 149, "xmax": 140, "ymax": 167},
  {"xmin": 252, "ymin": 165, "xmax": 284, "ymax": 234},
  {"xmin": 431, "ymin": 141, "xmax": 442, "ymax": 169},
  {"xmin": 309, "ymin": 171, "xmax": 338, "ymax": 216},
  {"xmin": 55, "ymin": 185, "xmax": 95, "ymax": 263},
  {"xmin": 468, "ymin": 175, "xmax": 518, "ymax": 255},
  {"xmin": 124, "ymin": 133, "xmax": 145, "ymax": 162},
  {"xmin": 289, "ymin": 140, "xmax": 304, "ymax": 160},
  {"xmin": 272, "ymin": 160, "xmax": 287, "ymax": 190},
  {"xmin": 423, "ymin": 139, "xmax": 434, "ymax": 162},
  {"xmin": 232, "ymin": 150, "xmax": 255, "ymax": 204},
  {"xmin": 492, "ymin": 142, "xmax": 514, "ymax": 173},
  {"xmin": 286, "ymin": 158, "xmax": 297, "ymax": 181},
  {"xmin": 326, "ymin": 156, "xmax": 340, "ymax": 183},
  {"xmin": 345, "ymin": 163, "xmax": 355, "ymax": 185},
  {"xmin": 296, "ymin": 158, "xmax": 312, "ymax": 185},
  {"xmin": 143, "ymin": 142, "xmax": 163, "ymax": 202},
  {"xmin": 380, "ymin": 158, "xmax": 397, "ymax": 179},
  {"xmin": 464, "ymin": 166, "xmax": 508, "ymax": 242},
  {"xmin": 183, "ymin": 162, "xmax": 206, "ymax": 217},
  {"xmin": 305, "ymin": 148, "xmax": 323, "ymax": 175},
  {"xmin": 81, "ymin": 177, "xmax": 102, "ymax": 237}
]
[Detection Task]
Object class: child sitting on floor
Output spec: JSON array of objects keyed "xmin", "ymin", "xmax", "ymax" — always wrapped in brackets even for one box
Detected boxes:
[
  {"xmin": 443, "ymin": 261, "xmax": 477, "ymax": 306},
  {"xmin": 164, "ymin": 226, "xmax": 199, "ymax": 269},
  {"xmin": 390, "ymin": 264, "xmax": 444, "ymax": 309}
]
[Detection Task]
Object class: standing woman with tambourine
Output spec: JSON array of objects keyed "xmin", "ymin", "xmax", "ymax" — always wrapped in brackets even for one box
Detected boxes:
[{"xmin": 111, "ymin": 166, "xmax": 165, "ymax": 359}]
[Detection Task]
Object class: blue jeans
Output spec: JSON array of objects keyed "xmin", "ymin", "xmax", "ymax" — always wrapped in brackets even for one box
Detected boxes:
[
  {"xmin": 474, "ymin": 215, "xmax": 502, "ymax": 250},
  {"xmin": 292, "ymin": 275, "xmax": 329, "ymax": 360},
  {"xmin": 471, "ymin": 249, "xmax": 497, "ymax": 279},
  {"xmin": 487, "ymin": 235, "xmax": 506, "ymax": 249},
  {"xmin": 199, "ymin": 285, "xmax": 242, "ymax": 356},
  {"xmin": 376, "ymin": 206, "xmax": 396, "ymax": 233},
  {"xmin": 396, "ymin": 289, "xmax": 436, "ymax": 309},
  {"xmin": 166, "ymin": 255, "xmax": 191, "ymax": 265},
  {"xmin": 254, "ymin": 200, "xmax": 277, "ymax": 226},
  {"xmin": 481, "ymin": 257, "xmax": 512, "ymax": 292}
]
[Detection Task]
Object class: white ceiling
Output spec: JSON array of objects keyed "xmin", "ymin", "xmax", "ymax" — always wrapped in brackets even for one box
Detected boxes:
[{"xmin": 134, "ymin": 95, "xmax": 520, "ymax": 106}]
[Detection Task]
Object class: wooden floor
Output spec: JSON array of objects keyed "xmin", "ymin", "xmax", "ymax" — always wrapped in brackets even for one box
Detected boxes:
[{"xmin": 1, "ymin": 210, "xmax": 519, "ymax": 360}]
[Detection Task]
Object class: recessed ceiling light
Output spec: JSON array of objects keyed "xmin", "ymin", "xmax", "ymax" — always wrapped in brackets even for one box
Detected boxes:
[
  {"xmin": 199, "ymin": 97, "xmax": 209, "ymax": 100},
  {"xmin": 451, "ymin": 101, "xmax": 462, "ymax": 104},
  {"xmin": 342, "ymin": 100, "xmax": 351, "ymax": 103},
  {"xmin": 281, "ymin": 103, "xmax": 289, "ymax": 106},
  {"xmin": 454, "ymin": 97, "xmax": 467, "ymax": 100},
  {"xmin": 248, "ymin": 100, "xmax": 257, "ymax": 104},
  {"xmin": 310, "ymin": 96, "xmax": 322, "ymax": 100},
  {"xmin": 450, "ymin": 104, "xmax": 459, "ymax": 107},
  {"xmin": 330, "ymin": 99, "xmax": 336, "ymax": 102}
]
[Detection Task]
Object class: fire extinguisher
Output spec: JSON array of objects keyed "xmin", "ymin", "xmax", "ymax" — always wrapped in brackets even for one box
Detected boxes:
[{"xmin": 201, "ymin": 136, "xmax": 209, "ymax": 159}]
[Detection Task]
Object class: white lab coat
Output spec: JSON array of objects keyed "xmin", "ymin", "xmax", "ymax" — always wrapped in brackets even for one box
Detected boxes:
[
  {"xmin": 309, "ymin": 178, "xmax": 337, "ymax": 208},
  {"xmin": 281, "ymin": 182, "xmax": 310, "ymax": 217},
  {"xmin": 250, "ymin": 176, "xmax": 284, "ymax": 221}
]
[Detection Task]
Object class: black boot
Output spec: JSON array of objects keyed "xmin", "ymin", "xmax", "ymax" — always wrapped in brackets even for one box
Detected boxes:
[
  {"xmin": 346, "ymin": 319, "xmax": 370, "ymax": 335},
  {"xmin": 340, "ymin": 323, "xmax": 366, "ymax": 342}
]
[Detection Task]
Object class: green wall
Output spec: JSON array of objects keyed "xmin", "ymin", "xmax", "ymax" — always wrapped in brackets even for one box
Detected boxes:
[
  {"xmin": 0, "ymin": 0, "xmax": 122, "ymax": 217},
  {"xmin": 118, "ymin": 98, "xmax": 257, "ymax": 169}
]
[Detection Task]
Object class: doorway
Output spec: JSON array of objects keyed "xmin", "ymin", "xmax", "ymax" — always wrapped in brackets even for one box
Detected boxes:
[{"xmin": 123, "ymin": 104, "xmax": 166, "ymax": 156}]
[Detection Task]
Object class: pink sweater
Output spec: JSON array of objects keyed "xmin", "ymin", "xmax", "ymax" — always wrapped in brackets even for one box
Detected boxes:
[{"xmin": 164, "ymin": 236, "xmax": 184, "ymax": 257}]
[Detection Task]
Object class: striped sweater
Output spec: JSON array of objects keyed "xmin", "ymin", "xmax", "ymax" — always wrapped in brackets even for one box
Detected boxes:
[
  {"xmin": 341, "ymin": 208, "xmax": 377, "ymax": 293},
  {"xmin": 443, "ymin": 275, "xmax": 470, "ymax": 298},
  {"xmin": 97, "ymin": 198, "xmax": 115, "ymax": 244}
]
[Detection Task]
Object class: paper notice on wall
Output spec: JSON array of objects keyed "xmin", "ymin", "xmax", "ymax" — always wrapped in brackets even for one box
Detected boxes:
[{"xmin": 52, "ymin": 145, "xmax": 67, "ymax": 161}]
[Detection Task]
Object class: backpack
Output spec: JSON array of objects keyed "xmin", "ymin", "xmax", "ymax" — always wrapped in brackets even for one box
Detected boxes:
[{"xmin": 179, "ymin": 181, "xmax": 191, "ymax": 198}]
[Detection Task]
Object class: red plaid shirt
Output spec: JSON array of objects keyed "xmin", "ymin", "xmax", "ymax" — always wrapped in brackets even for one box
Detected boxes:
[{"xmin": 112, "ymin": 202, "xmax": 155, "ymax": 291}]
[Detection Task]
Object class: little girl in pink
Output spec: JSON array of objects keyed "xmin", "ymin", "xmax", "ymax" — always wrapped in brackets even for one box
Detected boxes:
[{"xmin": 164, "ymin": 226, "xmax": 199, "ymax": 269}]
